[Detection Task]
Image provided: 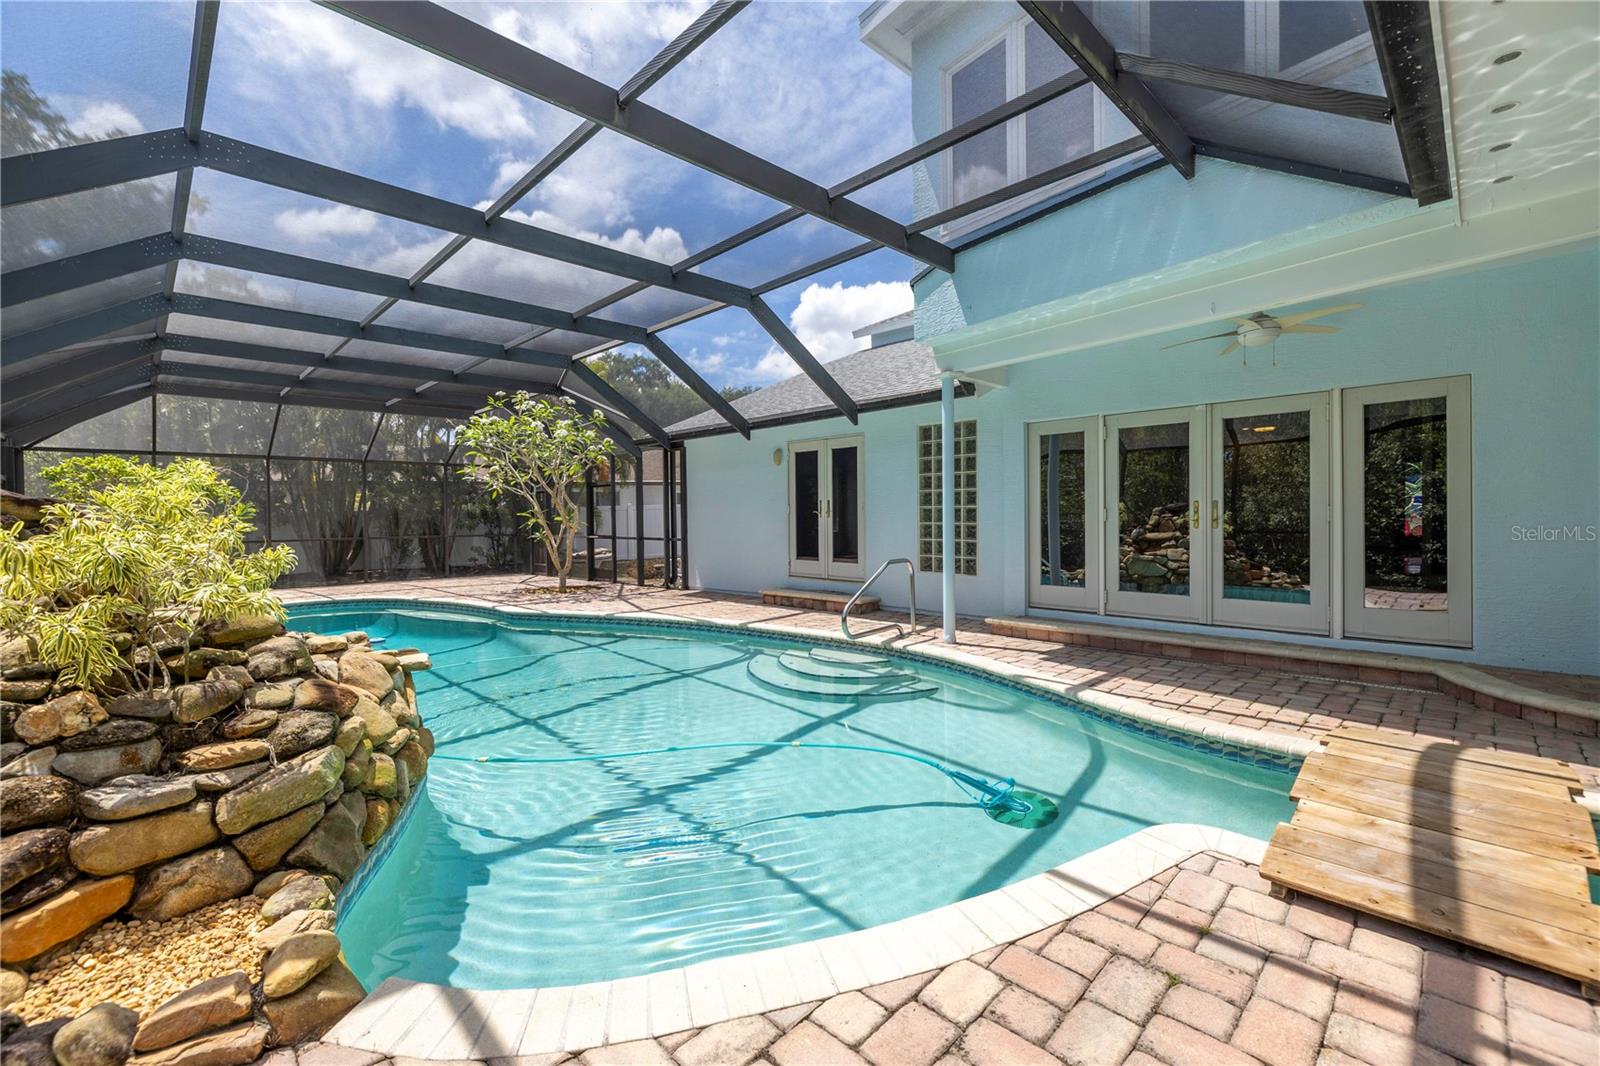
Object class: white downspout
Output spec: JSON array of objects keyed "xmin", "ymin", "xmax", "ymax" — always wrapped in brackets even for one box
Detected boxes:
[{"xmin": 940, "ymin": 371, "xmax": 956, "ymax": 643}]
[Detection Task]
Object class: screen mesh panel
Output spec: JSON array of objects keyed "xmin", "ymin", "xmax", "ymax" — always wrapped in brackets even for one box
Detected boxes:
[
  {"xmin": 3, "ymin": 268, "xmax": 166, "ymax": 340},
  {"xmin": 2, "ymin": 176, "xmax": 177, "ymax": 271},
  {"xmin": 271, "ymin": 405, "xmax": 380, "ymax": 459},
  {"xmin": 156, "ymin": 394, "xmax": 278, "ymax": 454},
  {"xmin": 173, "ymin": 261, "xmax": 383, "ymax": 321},
  {"xmin": 34, "ymin": 396, "xmax": 153, "ymax": 451}
]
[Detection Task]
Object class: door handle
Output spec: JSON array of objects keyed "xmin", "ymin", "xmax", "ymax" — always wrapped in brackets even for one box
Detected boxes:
[
  {"xmin": 1211, "ymin": 501, "xmax": 1219, "ymax": 529},
  {"xmin": 1191, "ymin": 500, "xmax": 1200, "ymax": 526}
]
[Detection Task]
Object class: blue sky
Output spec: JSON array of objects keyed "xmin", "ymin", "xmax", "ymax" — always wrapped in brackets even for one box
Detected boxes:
[{"xmin": 3, "ymin": 0, "xmax": 922, "ymax": 389}]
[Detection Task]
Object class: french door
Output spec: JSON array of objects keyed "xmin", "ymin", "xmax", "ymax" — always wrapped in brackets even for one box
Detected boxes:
[
  {"xmin": 1104, "ymin": 407, "xmax": 1207, "ymax": 621},
  {"xmin": 1034, "ymin": 397, "xmax": 1331, "ymax": 633},
  {"xmin": 789, "ymin": 436, "xmax": 864, "ymax": 580},
  {"xmin": 1209, "ymin": 394, "xmax": 1329, "ymax": 634},
  {"xmin": 1028, "ymin": 418, "xmax": 1100, "ymax": 610}
]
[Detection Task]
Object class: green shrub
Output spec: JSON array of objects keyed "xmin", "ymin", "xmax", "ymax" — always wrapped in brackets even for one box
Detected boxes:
[{"xmin": 0, "ymin": 456, "xmax": 296, "ymax": 691}]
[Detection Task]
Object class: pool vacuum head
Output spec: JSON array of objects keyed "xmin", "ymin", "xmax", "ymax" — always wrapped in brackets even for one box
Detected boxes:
[{"xmin": 943, "ymin": 770, "xmax": 1061, "ymax": 829}]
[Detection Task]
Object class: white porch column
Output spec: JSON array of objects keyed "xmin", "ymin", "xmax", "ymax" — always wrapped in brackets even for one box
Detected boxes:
[{"xmin": 940, "ymin": 370, "xmax": 956, "ymax": 643}]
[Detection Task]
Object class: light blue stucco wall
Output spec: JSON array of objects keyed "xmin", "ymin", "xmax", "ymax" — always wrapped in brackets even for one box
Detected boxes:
[{"xmin": 685, "ymin": 247, "xmax": 1600, "ymax": 674}]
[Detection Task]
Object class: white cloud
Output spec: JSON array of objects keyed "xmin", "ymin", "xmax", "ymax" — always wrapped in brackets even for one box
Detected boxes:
[
  {"xmin": 274, "ymin": 204, "xmax": 381, "ymax": 242},
  {"xmin": 788, "ymin": 280, "xmax": 913, "ymax": 362},
  {"xmin": 478, "ymin": 1, "xmax": 706, "ymax": 84},
  {"xmin": 70, "ymin": 102, "xmax": 144, "ymax": 140}
]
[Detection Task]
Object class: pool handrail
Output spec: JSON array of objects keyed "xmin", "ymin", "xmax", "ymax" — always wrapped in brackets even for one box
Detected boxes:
[{"xmin": 842, "ymin": 557, "xmax": 916, "ymax": 640}]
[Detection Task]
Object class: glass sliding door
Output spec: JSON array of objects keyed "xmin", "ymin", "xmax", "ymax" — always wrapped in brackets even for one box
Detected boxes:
[
  {"xmin": 788, "ymin": 436, "xmax": 864, "ymax": 581},
  {"xmin": 1342, "ymin": 377, "xmax": 1471, "ymax": 645},
  {"xmin": 1210, "ymin": 395, "xmax": 1330, "ymax": 633},
  {"xmin": 1028, "ymin": 418, "xmax": 1100, "ymax": 610},
  {"xmin": 1105, "ymin": 407, "xmax": 1205, "ymax": 621}
]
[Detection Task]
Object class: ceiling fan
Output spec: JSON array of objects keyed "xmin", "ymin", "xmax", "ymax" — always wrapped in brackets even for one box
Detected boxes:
[{"xmin": 1162, "ymin": 303, "xmax": 1362, "ymax": 362}]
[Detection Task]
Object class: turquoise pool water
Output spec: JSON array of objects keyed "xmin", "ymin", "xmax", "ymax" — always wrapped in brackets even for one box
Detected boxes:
[{"xmin": 291, "ymin": 603, "xmax": 1296, "ymax": 990}]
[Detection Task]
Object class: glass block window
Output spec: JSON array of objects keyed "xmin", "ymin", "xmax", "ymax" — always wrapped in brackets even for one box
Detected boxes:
[{"xmin": 918, "ymin": 420, "xmax": 977, "ymax": 575}]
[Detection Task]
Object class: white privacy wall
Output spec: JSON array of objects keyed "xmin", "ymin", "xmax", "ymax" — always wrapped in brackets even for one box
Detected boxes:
[{"xmin": 684, "ymin": 247, "xmax": 1600, "ymax": 674}]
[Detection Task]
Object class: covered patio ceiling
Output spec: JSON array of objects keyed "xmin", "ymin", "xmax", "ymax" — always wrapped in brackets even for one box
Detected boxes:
[{"xmin": 0, "ymin": 0, "xmax": 1446, "ymax": 453}]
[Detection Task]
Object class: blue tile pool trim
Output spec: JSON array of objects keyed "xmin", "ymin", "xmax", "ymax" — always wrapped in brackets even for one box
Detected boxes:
[{"xmin": 286, "ymin": 598, "xmax": 1305, "ymax": 777}]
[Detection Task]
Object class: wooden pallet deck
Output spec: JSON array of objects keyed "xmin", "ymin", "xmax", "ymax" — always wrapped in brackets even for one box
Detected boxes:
[{"xmin": 1261, "ymin": 724, "xmax": 1600, "ymax": 993}]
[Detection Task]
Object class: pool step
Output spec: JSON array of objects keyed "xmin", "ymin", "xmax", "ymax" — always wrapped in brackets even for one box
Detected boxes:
[{"xmin": 747, "ymin": 650, "xmax": 938, "ymax": 700}]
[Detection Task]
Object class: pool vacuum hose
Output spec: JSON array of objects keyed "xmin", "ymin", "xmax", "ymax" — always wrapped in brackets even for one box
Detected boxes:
[{"xmin": 434, "ymin": 740, "xmax": 1059, "ymax": 829}]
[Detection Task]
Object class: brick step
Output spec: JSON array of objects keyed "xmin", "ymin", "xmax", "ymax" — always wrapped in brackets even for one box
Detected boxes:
[{"xmin": 762, "ymin": 588, "xmax": 881, "ymax": 615}]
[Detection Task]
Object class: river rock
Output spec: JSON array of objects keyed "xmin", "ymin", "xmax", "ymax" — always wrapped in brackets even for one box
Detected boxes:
[
  {"xmin": 2, "ymin": 828, "xmax": 69, "ymax": 891},
  {"xmin": 1, "ymin": 678, "xmax": 54, "ymax": 702},
  {"xmin": 78, "ymin": 774, "xmax": 196, "ymax": 821},
  {"xmin": 264, "ymin": 711, "xmax": 337, "ymax": 759},
  {"xmin": 252, "ymin": 870, "xmax": 311, "ymax": 898},
  {"xmin": 245, "ymin": 684, "xmax": 295, "ymax": 710},
  {"xmin": 375, "ymin": 727, "xmax": 412, "ymax": 757},
  {"xmin": 332, "ymin": 716, "xmax": 365, "ymax": 757},
  {"xmin": 1, "ymin": 967, "xmax": 26, "ymax": 1010},
  {"xmin": 290, "ymin": 679, "xmax": 359, "ymax": 717},
  {"xmin": 167, "ymin": 648, "xmax": 249, "ymax": 681},
  {"xmin": 0, "ymin": 775, "xmax": 77, "ymax": 831},
  {"xmin": 394, "ymin": 759, "xmax": 410, "ymax": 805},
  {"xmin": 3, "ymin": 866, "xmax": 78, "ymax": 912},
  {"xmin": 188, "ymin": 763, "xmax": 268, "ymax": 794},
  {"xmin": 51, "ymin": 1001, "xmax": 138, "ymax": 1066},
  {"xmin": 218, "ymin": 708, "xmax": 277, "ymax": 740},
  {"xmin": 394, "ymin": 740, "xmax": 428, "ymax": 785},
  {"xmin": 245, "ymin": 638, "xmax": 311, "ymax": 682},
  {"xmin": 260, "ymin": 958, "xmax": 364, "ymax": 1046},
  {"xmin": 336, "ymin": 789, "xmax": 367, "ymax": 835},
  {"xmin": 255, "ymin": 908, "xmax": 335, "ymax": 953},
  {"xmin": 132, "ymin": 971, "xmax": 253, "ymax": 1052},
  {"xmin": 202, "ymin": 615, "xmax": 285, "ymax": 647},
  {"xmin": 391, "ymin": 700, "xmax": 422, "ymax": 731},
  {"xmin": 68, "ymin": 800, "xmax": 219, "ymax": 876},
  {"xmin": 261, "ymin": 931, "xmax": 341, "ymax": 1000},
  {"xmin": 172, "ymin": 680, "xmax": 244, "ymax": 725},
  {"xmin": 2, "ymin": 745, "xmax": 57, "ymax": 777},
  {"xmin": 361, "ymin": 753, "xmax": 396, "ymax": 799},
  {"xmin": 310, "ymin": 657, "xmax": 338, "ymax": 682},
  {"xmin": 105, "ymin": 693, "xmax": 175, "ymax": 721},
  {"xmin": 5, "ymin": 1016, "xmax": 72, "ymax": 1066},
  {"xmin": 284, "ymin": 803, "xmax": 364, "ymax": 881},
  {"xmin": 0, "ymin": 875, "xmax": 134, "ymax": 964},
  {"xmin": 53, "ymin": 738, "xmax": 162, "ymax": 785},
  {"xmin": 206, "ymin": 665, "xmax": 255, "ymax": 692},
  {"xmin": 126, "ymin": 1020, "xmax": 268, "ymax": 1066},
  {"xmin": 232, "ymin": 803, "xmax": 323, "ymax": 872},
  {"xmin": 350, "ymin": 697, "xmax": 398, "ymax": 748},
  {"xmin": 259, "ymin": 875, "xmax": 333, "ymax": 922},
  {"xmin": 0, "ymin": 634, "xmax": 50, "ymax": 678},
  {"xmin": 303, "ymin": 635, "xmax": 346, "ymax": 656},
  {"xmin": 337, "ymin": 652, "xmax": 393, "ymax": 700},
  {"xmin": 58, "ymin": 718, "xmax": 159, "ymax": 752},
  {"xmin": 213, "ymin": 746, "xmax": 344, "ymax": 834},
  {"xmin": 361, "ymin": 798, "xmax": 394, "ymax": 846},
  {"xmin": 174, "ymin": 740, "xmax": 271, "ymax": 772},
  {"xmin": 129, "ymin": 846, "xmax": 253, "ymax": 921},
  {"xmin": 341, "ymin": 740, "xmax": 371, "ymax": 789},
  {"xmin": 14, "ymin": 692, "xmax": 107, "ymax": 746}
]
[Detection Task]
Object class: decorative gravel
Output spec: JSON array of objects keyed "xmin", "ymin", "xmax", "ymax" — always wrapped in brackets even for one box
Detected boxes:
[{"xmin": 14, "ymin": 895, "xmax": 266, "ymax": 1023}]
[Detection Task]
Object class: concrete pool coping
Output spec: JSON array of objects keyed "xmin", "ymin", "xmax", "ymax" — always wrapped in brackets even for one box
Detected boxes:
[{"xmin": 324, "ymin": 823, "xmax": 1267, "ymax": 1059}]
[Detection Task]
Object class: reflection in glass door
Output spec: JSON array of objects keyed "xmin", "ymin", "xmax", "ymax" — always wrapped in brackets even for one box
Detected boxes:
[
  {"xmin": 1028, "ymin": 418, "xmax": 1099, "ymax": 610},
  {"xmin": 788, "ymin": 436, "xmax": 864, "ymax": 581},
  {"xmin": 1342, "ymin": 378, "xmax": 1471, "ymax": 646},
  {"xmin": 1105, "ymin": 408, "xmax": 1204, "ymax": 621},
  {"xmin": 1210, "ymin": 396, "xmax": 1328, "ymax": 633}
]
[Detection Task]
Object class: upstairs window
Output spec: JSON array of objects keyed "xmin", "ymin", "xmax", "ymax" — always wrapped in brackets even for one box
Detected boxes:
[{"xmin": 942, "ymin": 21, "xmax": 1120, "ymax": 231}]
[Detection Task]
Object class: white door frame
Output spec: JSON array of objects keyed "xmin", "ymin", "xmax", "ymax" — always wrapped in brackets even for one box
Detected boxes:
[
  {"xmin": 788, "ymin": 435, "xmax": 865, "ymax": 581},
  {"xmin": 1341, "ymin": 376, "xmax": 1472, "ymax": 647},
  {"xmin": 1104, "ymin": 406, "xmax": 1208, "ymax": 622},
  {"xmin": 1209, "ymin": 392, "xmax": 1331, "ymax": 635},
  {"xmin": 1027, "ymin": 416, "xmax": 1102, "ymax": 611}
]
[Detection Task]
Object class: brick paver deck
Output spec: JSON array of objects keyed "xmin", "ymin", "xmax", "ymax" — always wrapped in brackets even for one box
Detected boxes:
[
  {"xmin": 269, "ymin": 576, "xmax": 1600, "ymax": 1065},
  {"xmin": 269, "ymin": 852, "xmax": 1600, "ymax": 1066}
]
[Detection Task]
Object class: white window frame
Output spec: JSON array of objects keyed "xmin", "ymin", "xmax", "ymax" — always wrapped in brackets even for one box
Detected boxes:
[
  {"xmin": 787, "ymin": 434, "xmax": 866, "ymax": 581},
  {"xmin": 938, "ymin": 19, "xmax": 1133, "ymax": 239},
  {"xmin": 1027, "ymin": 416, "xmax": 1102, "ymax": 611},
  {"xmin": 1103, "ymin": 405, "xmax": 1209, "ymax": 623},
  {"xmin": 1340, "ymin": 376, "xmax": 1472, "ymax": 647},
  {"xmin": 1132, "ymin": 1, "xmax": 1378, "ymax": 129}
]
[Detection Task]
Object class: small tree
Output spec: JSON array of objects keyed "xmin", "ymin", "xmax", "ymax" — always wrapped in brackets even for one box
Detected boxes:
[
  {"xmin": 0, "ymin": 456, "xmax": 297, "ymax": 691},
  {"xmin": 455, "ymin": 392, "xmax": 617, "ymax": 591}
]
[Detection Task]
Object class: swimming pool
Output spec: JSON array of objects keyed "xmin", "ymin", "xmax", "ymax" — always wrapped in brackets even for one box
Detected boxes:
[{"xmin": 291, "ymin": 602, "xmax": 1295, "ymax": 991}]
